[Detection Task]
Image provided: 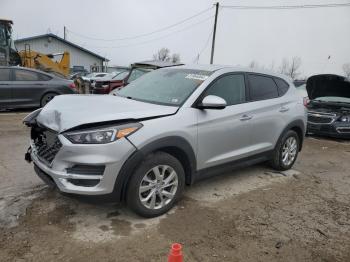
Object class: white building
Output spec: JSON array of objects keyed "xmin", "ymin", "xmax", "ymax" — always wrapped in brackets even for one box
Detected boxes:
[{"xmin": 15, "ymin": 33, "xmax": 108, "ymax": 72}]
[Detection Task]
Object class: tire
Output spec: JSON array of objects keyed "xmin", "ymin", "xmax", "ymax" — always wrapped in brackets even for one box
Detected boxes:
[
  {"xmin": 40, "ymin": 92, "xmax": 58, "ymax": 107},
  {"xmin": 270, "ymin": 130, "xmax": 300, "ymax": 171},
  {"xmin": 126, "ymin": 152, "xmax": 185, "ymax": 218}
]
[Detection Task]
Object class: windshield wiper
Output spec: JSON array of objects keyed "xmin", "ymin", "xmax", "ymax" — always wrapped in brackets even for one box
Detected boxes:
[{"xmin": 113, "ymin": 93, "xmax": 133, "ymax": 100}]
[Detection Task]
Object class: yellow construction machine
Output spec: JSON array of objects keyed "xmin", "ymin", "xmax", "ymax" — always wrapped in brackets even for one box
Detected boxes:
[
  {"xmin": 18, "ymin": 44, "xmax": 70, "ymax": 77},
  {"xmin": 0, "ymin": 19, "xmax": 70, "ymax": 77}
]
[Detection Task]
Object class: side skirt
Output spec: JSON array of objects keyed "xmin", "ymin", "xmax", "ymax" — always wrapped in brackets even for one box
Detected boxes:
[{"xmin": 192, "ymin": 150, "xmax": 273, "ymax": 184}]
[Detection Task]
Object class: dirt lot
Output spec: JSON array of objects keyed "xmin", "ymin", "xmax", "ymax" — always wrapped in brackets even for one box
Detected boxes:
[{"xmin": 1, "ymin": 112, "xmax": 350, "ymax": 262}]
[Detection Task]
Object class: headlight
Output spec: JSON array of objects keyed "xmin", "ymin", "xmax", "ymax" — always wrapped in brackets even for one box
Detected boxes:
[
  {"xmin": 64, "ymin": 123, "xmax": 142, "ymax": 144},
  {"xmin": 340, "ymin": 116, "xmax": 350, "ymax": 122}
]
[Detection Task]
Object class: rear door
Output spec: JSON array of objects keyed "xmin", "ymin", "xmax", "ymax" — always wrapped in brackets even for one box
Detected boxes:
[
  {"xmin": 196, "ymin": 73, "xmax": 252, "ymax": 169},
  {"xmin": 12, "ymin": 69, "xmax": 50, "ymax": 107},
  {"xmin": 0, "ymin": 68, "xmax": 12, "ymax": 108},
  {"xmin": 244, "ymin": 74, "xmax": 288, "ymax": 153}
]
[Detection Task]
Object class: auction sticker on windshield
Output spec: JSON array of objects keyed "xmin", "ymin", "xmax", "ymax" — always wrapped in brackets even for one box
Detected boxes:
[{"xmin": 185, "ymin": 74, "xmax": 209, "ymax": 81}]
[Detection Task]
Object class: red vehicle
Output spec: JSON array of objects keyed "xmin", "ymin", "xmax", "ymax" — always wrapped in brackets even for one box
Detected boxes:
[{"xmin": 92, "ymin": 61, "xmax": 183, "ymax": 94}]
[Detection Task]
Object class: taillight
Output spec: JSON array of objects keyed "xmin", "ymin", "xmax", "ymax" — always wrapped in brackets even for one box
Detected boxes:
[
  {"xmin": 303, "ymin": 97, "xmax": 310, "ymax": 107},
  {"xmin": 69, "ymin": 82, "xmax": 76, "ymax": 89}
]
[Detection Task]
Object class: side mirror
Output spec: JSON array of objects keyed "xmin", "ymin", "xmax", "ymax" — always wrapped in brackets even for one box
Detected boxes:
[{"xmin": 198, "ymin": 95, "xmax": 227, "ymax": 110}]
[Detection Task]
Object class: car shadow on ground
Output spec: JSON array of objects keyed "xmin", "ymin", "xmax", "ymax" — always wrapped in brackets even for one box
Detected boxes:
[{"xmin": 306, "ymin": 134, "xmax": 350, "ymax": 144}]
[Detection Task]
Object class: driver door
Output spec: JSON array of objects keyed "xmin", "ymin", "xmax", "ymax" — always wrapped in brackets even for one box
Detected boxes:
[
  {"xmin": 196, "ymin": 73, "xmax": 253, "ymax": 170},
  {"xmin": 0, "ymin": 68, "xmax": 12, "ymax": 108}
]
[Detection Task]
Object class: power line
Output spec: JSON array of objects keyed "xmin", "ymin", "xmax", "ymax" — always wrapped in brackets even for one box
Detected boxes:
[
  {"xmin": 67, "ymin": 7, "xmax": 213, "ymax": 42},
  {"xmin": 192, "ymin": 28, "xmax": 213, "ymax": 63},
  {"xmin": 221, "ymin": 2, "xmax": 350, "ymax": 10},
  {"xmin": 69, "ymin": 15, "xmax": 215, "ymax": 49}
]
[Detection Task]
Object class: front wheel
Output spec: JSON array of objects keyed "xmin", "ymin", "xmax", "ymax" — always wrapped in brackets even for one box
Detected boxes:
[
  {"xmin": 126, "ymin": 152, "xmax": 185, "ymax": 218},
  {"xmin": 270, "ymin": 130, "xmax": 300, "ymax": 171}
]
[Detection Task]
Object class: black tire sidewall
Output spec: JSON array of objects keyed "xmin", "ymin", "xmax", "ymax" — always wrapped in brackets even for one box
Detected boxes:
[
  {"xmin": 126, "ymin": 152, "xmax": 185, "ymax": 218},
  {"xmin": 41, "ymin": 93, "xmax": 57, "ymax": 107}
]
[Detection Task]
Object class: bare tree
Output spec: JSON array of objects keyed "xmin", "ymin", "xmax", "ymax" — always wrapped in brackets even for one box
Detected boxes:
[
  {"xmin": 279, "ymin": 57, "xmax": 302, "ymax": 80},
  {"xmin": 278, "ymin": 58, "xmax": 289, "ymax": 75},
  {"xmin": 249, "ymin": 60, "xmax": 258, "ymax": 68},
  {"xmin": 171, "ymin": 53, "xmax": 181, "ymax": 63},
  {"xmin": 343, "ymin": 63, "xmax": 350, "ymax": 79},
  {"xmin": 153, "ymin": 48, "xmax": 171, "ymax": 61},
  {"xmin": 153, "ymin": 48, "xmax": 181, "ymax": 63}
]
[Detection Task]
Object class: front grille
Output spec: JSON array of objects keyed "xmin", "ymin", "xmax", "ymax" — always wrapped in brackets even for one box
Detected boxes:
[
  {"xmin": 308, "ymin": 112, "xmax": 335, "ymax": 124},
  {"xmin": 67, "ymin": 179, "xmax": 100, "ymax": 187},
  {"xmin": 94, "ymin": 81, "xmax": 108, "ymax": 88},
  {"xmin": 33, "ymin": 129, "xmax": 62, "ymax": 165},
  {"xmin": 66, "ymin": 165, "xmax": 105, "ymax": 176},
  {"xmin": 95, "ymin": 82, "xmax": 103, "ymax": 88},
  {"xmin": 337, "ymin": 127, "xmax": 350, "ymax": 134}
]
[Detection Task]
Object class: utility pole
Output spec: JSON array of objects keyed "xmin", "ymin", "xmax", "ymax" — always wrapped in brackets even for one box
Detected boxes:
[
  {"xmin": 210, "ymin": 2, "xmax": 219, "ymax": 64},
  {"xmin": 64, "ymin": 26, "xmax": 66, "ymax": 40}
]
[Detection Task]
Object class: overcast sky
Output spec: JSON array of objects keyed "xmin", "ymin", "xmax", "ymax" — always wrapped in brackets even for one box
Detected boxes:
[{"xmin": 1, "ymin": 0, "xmax": 350, "ymax": 77}]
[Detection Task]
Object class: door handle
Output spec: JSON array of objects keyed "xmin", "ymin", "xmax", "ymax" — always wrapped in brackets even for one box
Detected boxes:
[
  {"xmin": 240, "ymin": 114, "xmax": 253, "ymax": 121},
  {"xmin": 279, "ymin": 106, "xmax": 289, "ymax": 113}
]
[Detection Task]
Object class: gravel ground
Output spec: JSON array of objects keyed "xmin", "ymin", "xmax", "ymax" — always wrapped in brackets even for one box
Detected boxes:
[{"xmin": 1, "ymin": 112, "xmax": 350, "ymax": 261}]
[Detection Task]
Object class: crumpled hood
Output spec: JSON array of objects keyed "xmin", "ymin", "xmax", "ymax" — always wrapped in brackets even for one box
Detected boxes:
[
  {"xmin": 306, "ymin": 74, "xmax": 350, "ymax": 100},
  {"xmin": 36, "ymin": 95, "xmax": 178, "ymax": 132}
]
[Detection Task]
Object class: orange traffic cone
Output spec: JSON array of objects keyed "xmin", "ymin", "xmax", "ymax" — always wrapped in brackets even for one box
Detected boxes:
[{"xmin": 168, "ymin": 243, "xmax": 183, "ymax": 262}]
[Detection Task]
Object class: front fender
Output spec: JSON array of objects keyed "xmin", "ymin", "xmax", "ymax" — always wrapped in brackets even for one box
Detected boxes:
[
  {"xmin": 23, "ymin": 108, "xmax": 42, "ymax": 126},
  {"xmin": 113, "ymin": 136, "xmax": 196, "ymax": 201}
]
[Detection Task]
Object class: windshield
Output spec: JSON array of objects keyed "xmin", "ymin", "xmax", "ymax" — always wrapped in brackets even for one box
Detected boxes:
[
  {"xmin": 113, "ymin": 71, "xmax": 129, "ymax": 80},
  {"xmin": 113, "ymin": 68, "xmax": 212, "ymax": 106}
]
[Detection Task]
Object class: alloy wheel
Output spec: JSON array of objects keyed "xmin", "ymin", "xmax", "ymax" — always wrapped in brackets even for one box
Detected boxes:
[
  {"xmin": 138, "ymin": 165, "xmax": 178, "ymax": 210},
  {"xmin": 281, "ymin": 136, "xmax": 298, "ymax": 166}
]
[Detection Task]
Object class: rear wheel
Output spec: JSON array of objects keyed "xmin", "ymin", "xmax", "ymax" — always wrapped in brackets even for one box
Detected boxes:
[
  {"xmin": 270, "ymin": 130, "xmax": 299, "ymax": 171},
  {"xmin": 40, "ymin": 92, "xmax": 57, "ymax": 107},
  {"xmin": 126, "ymin": 152, "xmax": 185, "ymax": 218}
]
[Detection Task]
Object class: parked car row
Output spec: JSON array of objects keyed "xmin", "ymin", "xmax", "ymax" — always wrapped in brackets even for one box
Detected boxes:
[
  {"xmin": 1, "ymin": 63, "xmax": 349, "ymax": 140},
  {"xmin": 92, "ymin": 61, "xmax": 183, "ymax": 94}
]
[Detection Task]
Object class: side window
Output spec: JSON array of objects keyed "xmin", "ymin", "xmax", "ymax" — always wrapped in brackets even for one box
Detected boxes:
[
  {"xmin": 38, "ymin": 73, "xmax": 52, "ymax": 81},
  {"xmin": 0, "ymin": 69, "xmax": 11, "ymax": 81},
  {"xmin": 248, "ymin": 74, "xmax": 279, "ymax": 101},
  {"xmin": 14, "ymin": 70, "xmax": 39, "ymax": 81},
  {"xmin": 203, "ymin": 74, "xmax": 246, "ymax": 106},
  {"xmin": 274, "ymin": 78, "xmax": 289, "ymax": 96}
]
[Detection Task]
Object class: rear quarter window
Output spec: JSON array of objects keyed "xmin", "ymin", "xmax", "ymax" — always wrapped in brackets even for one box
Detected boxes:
[
  {"xmin": 38, "ymin": 73, "xmax": 52, "ymax": 81},
  {"xmin": 274, "ymin": 78, "xmax": 290, "ymax": 96}
]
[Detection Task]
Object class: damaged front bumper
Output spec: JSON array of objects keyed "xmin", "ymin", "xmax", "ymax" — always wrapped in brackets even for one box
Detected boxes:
[
  {"xmin": 307, "ymin": 122, "xmax": 350, "ymax": 139},
  {"xmin": 26, "ymin": 133, "xmax": 136, "ymax": 195}
]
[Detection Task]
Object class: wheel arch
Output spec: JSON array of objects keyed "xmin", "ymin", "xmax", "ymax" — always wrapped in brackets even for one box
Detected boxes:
[
  {"xmin": 40, "ymin": 90, "xmax": 60, "ymax": 106},
  {"xmin": 278, "ymin": 119, "xmax": 306, "ymax": 151},
  {"xmin": 114, "ymin": 136, "xmax": 196, "ymax": 201}
]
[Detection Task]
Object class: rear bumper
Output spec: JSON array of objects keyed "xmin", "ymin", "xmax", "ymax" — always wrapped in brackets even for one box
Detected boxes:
[{"xmin": 29, "ymin": 135, "xmax": 136, "ymax": 195}]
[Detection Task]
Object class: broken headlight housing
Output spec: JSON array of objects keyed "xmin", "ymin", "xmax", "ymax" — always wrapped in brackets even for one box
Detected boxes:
[{"xmin": 64, "ymin": 123, "xmax": 142, "ymax": 144}]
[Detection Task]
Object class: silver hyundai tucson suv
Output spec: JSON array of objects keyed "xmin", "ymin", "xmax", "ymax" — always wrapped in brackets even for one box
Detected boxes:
[{"xmin": 24, "ymin": 65, "xmax": 307, "ymax": 217}]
